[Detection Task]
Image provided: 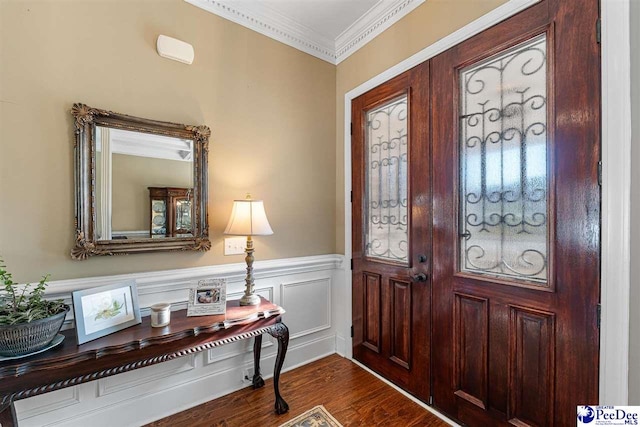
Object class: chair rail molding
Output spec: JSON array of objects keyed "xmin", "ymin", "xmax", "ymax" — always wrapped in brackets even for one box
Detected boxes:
[
  {"xmin": 14, "ymin": 254, "xmax": 344, "ymax": 427},
  {"xmin": 341, "ymin": 0, "xmax": 631, "ymax": 405},
  {"xmin": 46, "ymin": 254, "xmax": 342, "ymax": 296}
]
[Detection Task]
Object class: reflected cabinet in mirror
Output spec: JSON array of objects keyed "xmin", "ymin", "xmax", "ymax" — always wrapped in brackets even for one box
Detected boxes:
[{"xmin": 71, "ymin": 103, "xmax": 211, "ymax": 259}]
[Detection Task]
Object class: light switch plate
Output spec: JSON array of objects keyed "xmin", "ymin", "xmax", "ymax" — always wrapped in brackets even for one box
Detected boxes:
[{"xmin": 224, "ymin": 237, "xmax": 246, "ymax": 255}]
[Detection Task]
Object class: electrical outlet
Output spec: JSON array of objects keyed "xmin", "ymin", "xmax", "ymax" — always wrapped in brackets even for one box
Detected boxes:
[
  {"xmin": 224, "ymin": 237, "xmax": 246, "ymax": 255},
  {"xmin": 241, "ymin": 367, "xmax": 254, "ymax": 383}
]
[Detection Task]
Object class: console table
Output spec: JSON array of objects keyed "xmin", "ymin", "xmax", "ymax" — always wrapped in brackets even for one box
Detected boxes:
[{"xmin": 0, "ymin": 297, "xmax": 289, "ymax": 427}]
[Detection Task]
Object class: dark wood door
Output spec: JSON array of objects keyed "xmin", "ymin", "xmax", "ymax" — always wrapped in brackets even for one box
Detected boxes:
[
  {"xmin": 352, "ymin": 63, "xmax": 431, "ymax": 401},
  {"xmin": 431, "ymin": 1, "xmax": 600, "ymax": 426}
]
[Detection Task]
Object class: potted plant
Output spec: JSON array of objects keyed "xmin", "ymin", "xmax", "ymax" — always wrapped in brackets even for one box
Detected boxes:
[{"xmin": 0, "ymin": 259, "xmax": 69, "ymax": 357}]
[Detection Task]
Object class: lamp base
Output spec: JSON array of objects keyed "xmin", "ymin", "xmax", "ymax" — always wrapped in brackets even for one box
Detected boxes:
[{"xmin": 239, "ymin": 293, "xmax": 261, "ymax": 306}]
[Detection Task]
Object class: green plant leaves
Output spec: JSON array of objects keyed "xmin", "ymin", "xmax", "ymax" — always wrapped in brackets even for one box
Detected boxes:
[{"xmin": 0, "ymin": 258, "xmax": 66, "ymax": 325}]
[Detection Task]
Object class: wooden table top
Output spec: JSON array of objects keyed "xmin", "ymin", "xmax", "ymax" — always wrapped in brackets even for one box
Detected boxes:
[{"xmin": 0, "ymin": 297, "xmax": 284, "ymax": 397}]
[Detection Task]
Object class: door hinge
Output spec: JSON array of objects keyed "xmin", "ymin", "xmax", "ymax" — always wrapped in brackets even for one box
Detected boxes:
[
  {"xmin": 596, "ymin": 18, "xmax": 601, "ymax": 44},
  {"xmin": 350, "ymin": 259, "xmax": 354, "ymax": 270},
  {"xmin": 597, "ymin": 303, "xmax": 602, "ymax": 329},
  {"xmin": 350, "ymin": 190, "xmax": 353, "ymax": 203},
  {"xmin": 598, "ymin": 161, "xmax": 603, "ymax": 186},
  {"xmin": 429, "ymin": 395, "xmax": 434, "ymax": 405},
  {"xmin": 350, "ymin": 122, "xmax": 353, "ymax": 135},
  {"xmin": 350, "ymin": 325, "xmax": 354, "ymax": 338}
]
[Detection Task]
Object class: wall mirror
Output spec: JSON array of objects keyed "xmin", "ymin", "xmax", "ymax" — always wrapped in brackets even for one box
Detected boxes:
[{"xmin": 71, "ymin": 103, "xmax": 211, "ymax": 259}]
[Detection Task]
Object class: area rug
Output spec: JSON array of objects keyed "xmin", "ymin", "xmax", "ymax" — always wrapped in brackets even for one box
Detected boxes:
[{"xmin": 278, "ymin": 405, "xmax": 343, "ymax": 427}]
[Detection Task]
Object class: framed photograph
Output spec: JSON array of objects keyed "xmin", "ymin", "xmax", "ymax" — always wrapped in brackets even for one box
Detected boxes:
[
  {"xmin": 187, "ymin": 278, "xmax": 226, "ymax": 317},
  {"xmin": 72, "ymin": 280, "xmax": 142, "ymax": 345}
]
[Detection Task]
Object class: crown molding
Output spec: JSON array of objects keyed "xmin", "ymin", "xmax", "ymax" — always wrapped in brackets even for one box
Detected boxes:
[
  {"xmin": 184, "ymin": 0, "xmax": 336, "ymax": 63},
  {"xmin": 335, "ymin": 0, "xmax": 425, "ymax": 64},
  {"xmin": 184, "ymin": 0, "xmax": 425, "ymax": 65}
]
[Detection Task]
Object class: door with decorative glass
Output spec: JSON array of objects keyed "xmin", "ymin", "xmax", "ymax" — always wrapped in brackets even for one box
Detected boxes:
[
  {"xmin": 431, "ymin": 1, "xmax": 600, "ymax": 426},
  {"xmin": 352, "ymin": 0, "xmax": 600, "ymax": 425},
  {"xmin": 351, "ymin": 64, "xmax": 431, "ymax": 401}
]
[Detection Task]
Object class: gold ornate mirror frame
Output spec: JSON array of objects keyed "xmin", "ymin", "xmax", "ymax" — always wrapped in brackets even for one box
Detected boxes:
[{"xmin": 71, "ymin": 103, "xmax": 211, "ymax": 260}]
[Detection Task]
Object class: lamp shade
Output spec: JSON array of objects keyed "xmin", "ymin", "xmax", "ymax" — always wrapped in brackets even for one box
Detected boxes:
[{"xmin": 224, "ymin": 199, "xmax": 273, "ymax": 236}]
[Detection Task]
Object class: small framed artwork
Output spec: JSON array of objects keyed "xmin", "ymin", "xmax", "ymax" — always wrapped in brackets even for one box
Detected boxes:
[
  {"xmin": 72, "ymin": 280, "xmax": 142, "ymax": 345},
  {"xmin": 187, "ymin": 278, "xmax": 226, "ymax": 317}
]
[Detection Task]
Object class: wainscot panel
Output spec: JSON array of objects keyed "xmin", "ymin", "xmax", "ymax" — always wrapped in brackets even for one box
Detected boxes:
[
  {"xmin": 13, "ymin": 255, "xmax": 343, "ymax": 427},
  {"xmin": 13, "ymin": 387, "xmax": 80, "ymax": 421},
  {"xmin": 281, "ymin": 277, "xmax": 332, "ymax": 339},
  {"xmin": 97, "ymin": 355, "xmax": 197, "ymax": 397}
]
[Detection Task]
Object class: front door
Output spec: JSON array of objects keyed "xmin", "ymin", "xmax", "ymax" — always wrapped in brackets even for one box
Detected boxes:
[
  {"xmin": 352, "ymin": 0, "xmax": 600, "ymax": 425},
  {"xmin": 431, "ymin": 1, "xmax": 600, "ymax": 426},
  {"xmin": 351, "ymin": 63, "xmax": 431, "ymax": 402}
]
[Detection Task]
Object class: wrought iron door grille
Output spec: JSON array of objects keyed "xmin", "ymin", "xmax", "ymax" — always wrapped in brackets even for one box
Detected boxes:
[
  {"xmin": 365, "ymin": 95, "xmax": 409, "ymax": 264},
  {"xmin": 459, "ymin": 34, "xmax": 548, "ymax": 284}
]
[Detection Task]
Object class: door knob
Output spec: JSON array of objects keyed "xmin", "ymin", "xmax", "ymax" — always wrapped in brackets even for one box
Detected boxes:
[{"xmin": 412, "ymin": 273, "xmax": 428, "ymax": 282}]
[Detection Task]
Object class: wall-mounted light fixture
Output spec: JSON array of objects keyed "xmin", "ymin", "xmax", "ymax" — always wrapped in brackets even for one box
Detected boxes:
[{"xmin": 156, "ymin": 35, "xmax": 194, "ymax": 65}]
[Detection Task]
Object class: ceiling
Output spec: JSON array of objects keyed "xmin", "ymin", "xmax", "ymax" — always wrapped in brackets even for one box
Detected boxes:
[
  {"xmin": 185, "ymin": 0, "xmax": 425, "ymax": 64},
  {"xmin": 260, "ymin": 0, "xmax": 379, "ymax": 40}
]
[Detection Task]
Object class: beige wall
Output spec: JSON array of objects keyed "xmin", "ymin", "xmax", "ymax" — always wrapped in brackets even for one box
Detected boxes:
[
  {"xmin": 111, "ymin": 154, "xmax": 192, "ymax": 232},
  {"xmin": 629, "ymin": 0, "xmax": 640, "ymax": 405},
  {"xmin": 0, "ymin": 0, "xmax": 336, "ymax": 282},
  {"xmin": 334, "ymin": 0, "xmax": 509, "ymax": 253},
  {"xmin": 3, "ymin": 0, "xmax": 634, "ymax": 404}
]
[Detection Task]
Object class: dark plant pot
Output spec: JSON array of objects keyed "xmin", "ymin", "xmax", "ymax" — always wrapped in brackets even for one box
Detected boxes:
[{"xmin": 0, "ymin": 306, "xmax": 69, "ymax": 357}]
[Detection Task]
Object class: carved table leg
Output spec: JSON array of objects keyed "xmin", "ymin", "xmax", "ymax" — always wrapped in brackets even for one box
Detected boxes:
[
  {"xmin": 267, "ymin": 322, "xmax": 289, "ymax": 415},
  {"xmin": 0, "ymin": 399, "xmax": 17, "ymax": 427},
  {"xmin": 252, "ymin": 334, "xmax": 265, "ymax": 389}
]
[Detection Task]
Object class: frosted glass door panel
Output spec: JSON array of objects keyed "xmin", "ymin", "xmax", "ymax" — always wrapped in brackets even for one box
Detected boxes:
[
  {"xmin": 459, "ymin": 35, "xmax": 548, "ymax": 284},
  {"xmin": 365, "ymin": 95, "xmax": 409, "ymax": 264}
]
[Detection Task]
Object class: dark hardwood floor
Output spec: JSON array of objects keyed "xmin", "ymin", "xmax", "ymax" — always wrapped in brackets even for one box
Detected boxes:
[{"xmin": 146, "ymin": 354, "xmax": 449, "ymax": 427}]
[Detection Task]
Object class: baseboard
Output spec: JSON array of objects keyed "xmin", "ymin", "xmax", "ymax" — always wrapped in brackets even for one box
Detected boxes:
[{"xmin": 335, "ymin": 334, "xmax": 347, "ymax": 357}]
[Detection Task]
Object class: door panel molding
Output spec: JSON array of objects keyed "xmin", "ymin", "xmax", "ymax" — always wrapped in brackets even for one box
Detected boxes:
[
  {"xmin": 390, "ymin": 279, "xmax": 412, "ymax": 369},
  {"xmin": 508, "ymin": 306, "xmax": 555, "ymax": 427},
  {"xmin": 363, "ymin": 272, "xmax": 382, "ymax": 353},
  {"xmin": 453, "ymin": 293, "xmax": 489, "ymax": 410}
]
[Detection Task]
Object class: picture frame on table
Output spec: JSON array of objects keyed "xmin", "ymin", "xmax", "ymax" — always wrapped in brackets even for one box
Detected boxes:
[
  {"xmin": 72, "ymin": 280, "xmax": 142, "ymax": 345},
  {"xmin": 187, "ymin": 278, "xmax": 226, "ymax": 317}
]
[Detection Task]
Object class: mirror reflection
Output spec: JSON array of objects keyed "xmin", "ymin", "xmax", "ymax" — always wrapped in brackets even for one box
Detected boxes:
[{"xmin": 95, "ymin": 126, "xmax": 194, "ymax": 241}]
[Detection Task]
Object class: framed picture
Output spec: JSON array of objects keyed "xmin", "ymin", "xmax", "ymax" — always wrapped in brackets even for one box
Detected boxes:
[
  {"xmin": 187, "ymin": 278, "xmax": 226, "ymax": 317},
  {"xmin": 72, "ymin": 280, "xmax": 142, "ymax": 345}
]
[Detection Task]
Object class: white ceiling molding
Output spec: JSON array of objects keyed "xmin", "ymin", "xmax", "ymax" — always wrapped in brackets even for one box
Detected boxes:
[
  {"xmin": 335, "ymin": 0, "xmax": 425, "ymax": 64},
  {"xmin": 184, "ymin": 0, "xmax": 336, "ymax": 63},
  {"xmin": 184, "ymin": 0, "xmax": 426, "ymax": 65}
]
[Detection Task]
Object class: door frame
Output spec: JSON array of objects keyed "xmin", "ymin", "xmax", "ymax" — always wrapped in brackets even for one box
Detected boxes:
[{"xmin": 341, "ymin": 0, "xmax": 632, "ymax": 405}]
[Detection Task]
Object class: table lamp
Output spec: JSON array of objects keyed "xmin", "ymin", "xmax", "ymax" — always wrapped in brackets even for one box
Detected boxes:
[{"xmin": 224, "ymin": 194, "xmax": 274, "ymax": 306}]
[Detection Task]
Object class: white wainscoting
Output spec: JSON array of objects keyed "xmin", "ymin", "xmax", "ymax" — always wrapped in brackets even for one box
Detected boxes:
[{"xmin": 13, "ymin": 254, "xmax": 344, "ymax": 427}]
